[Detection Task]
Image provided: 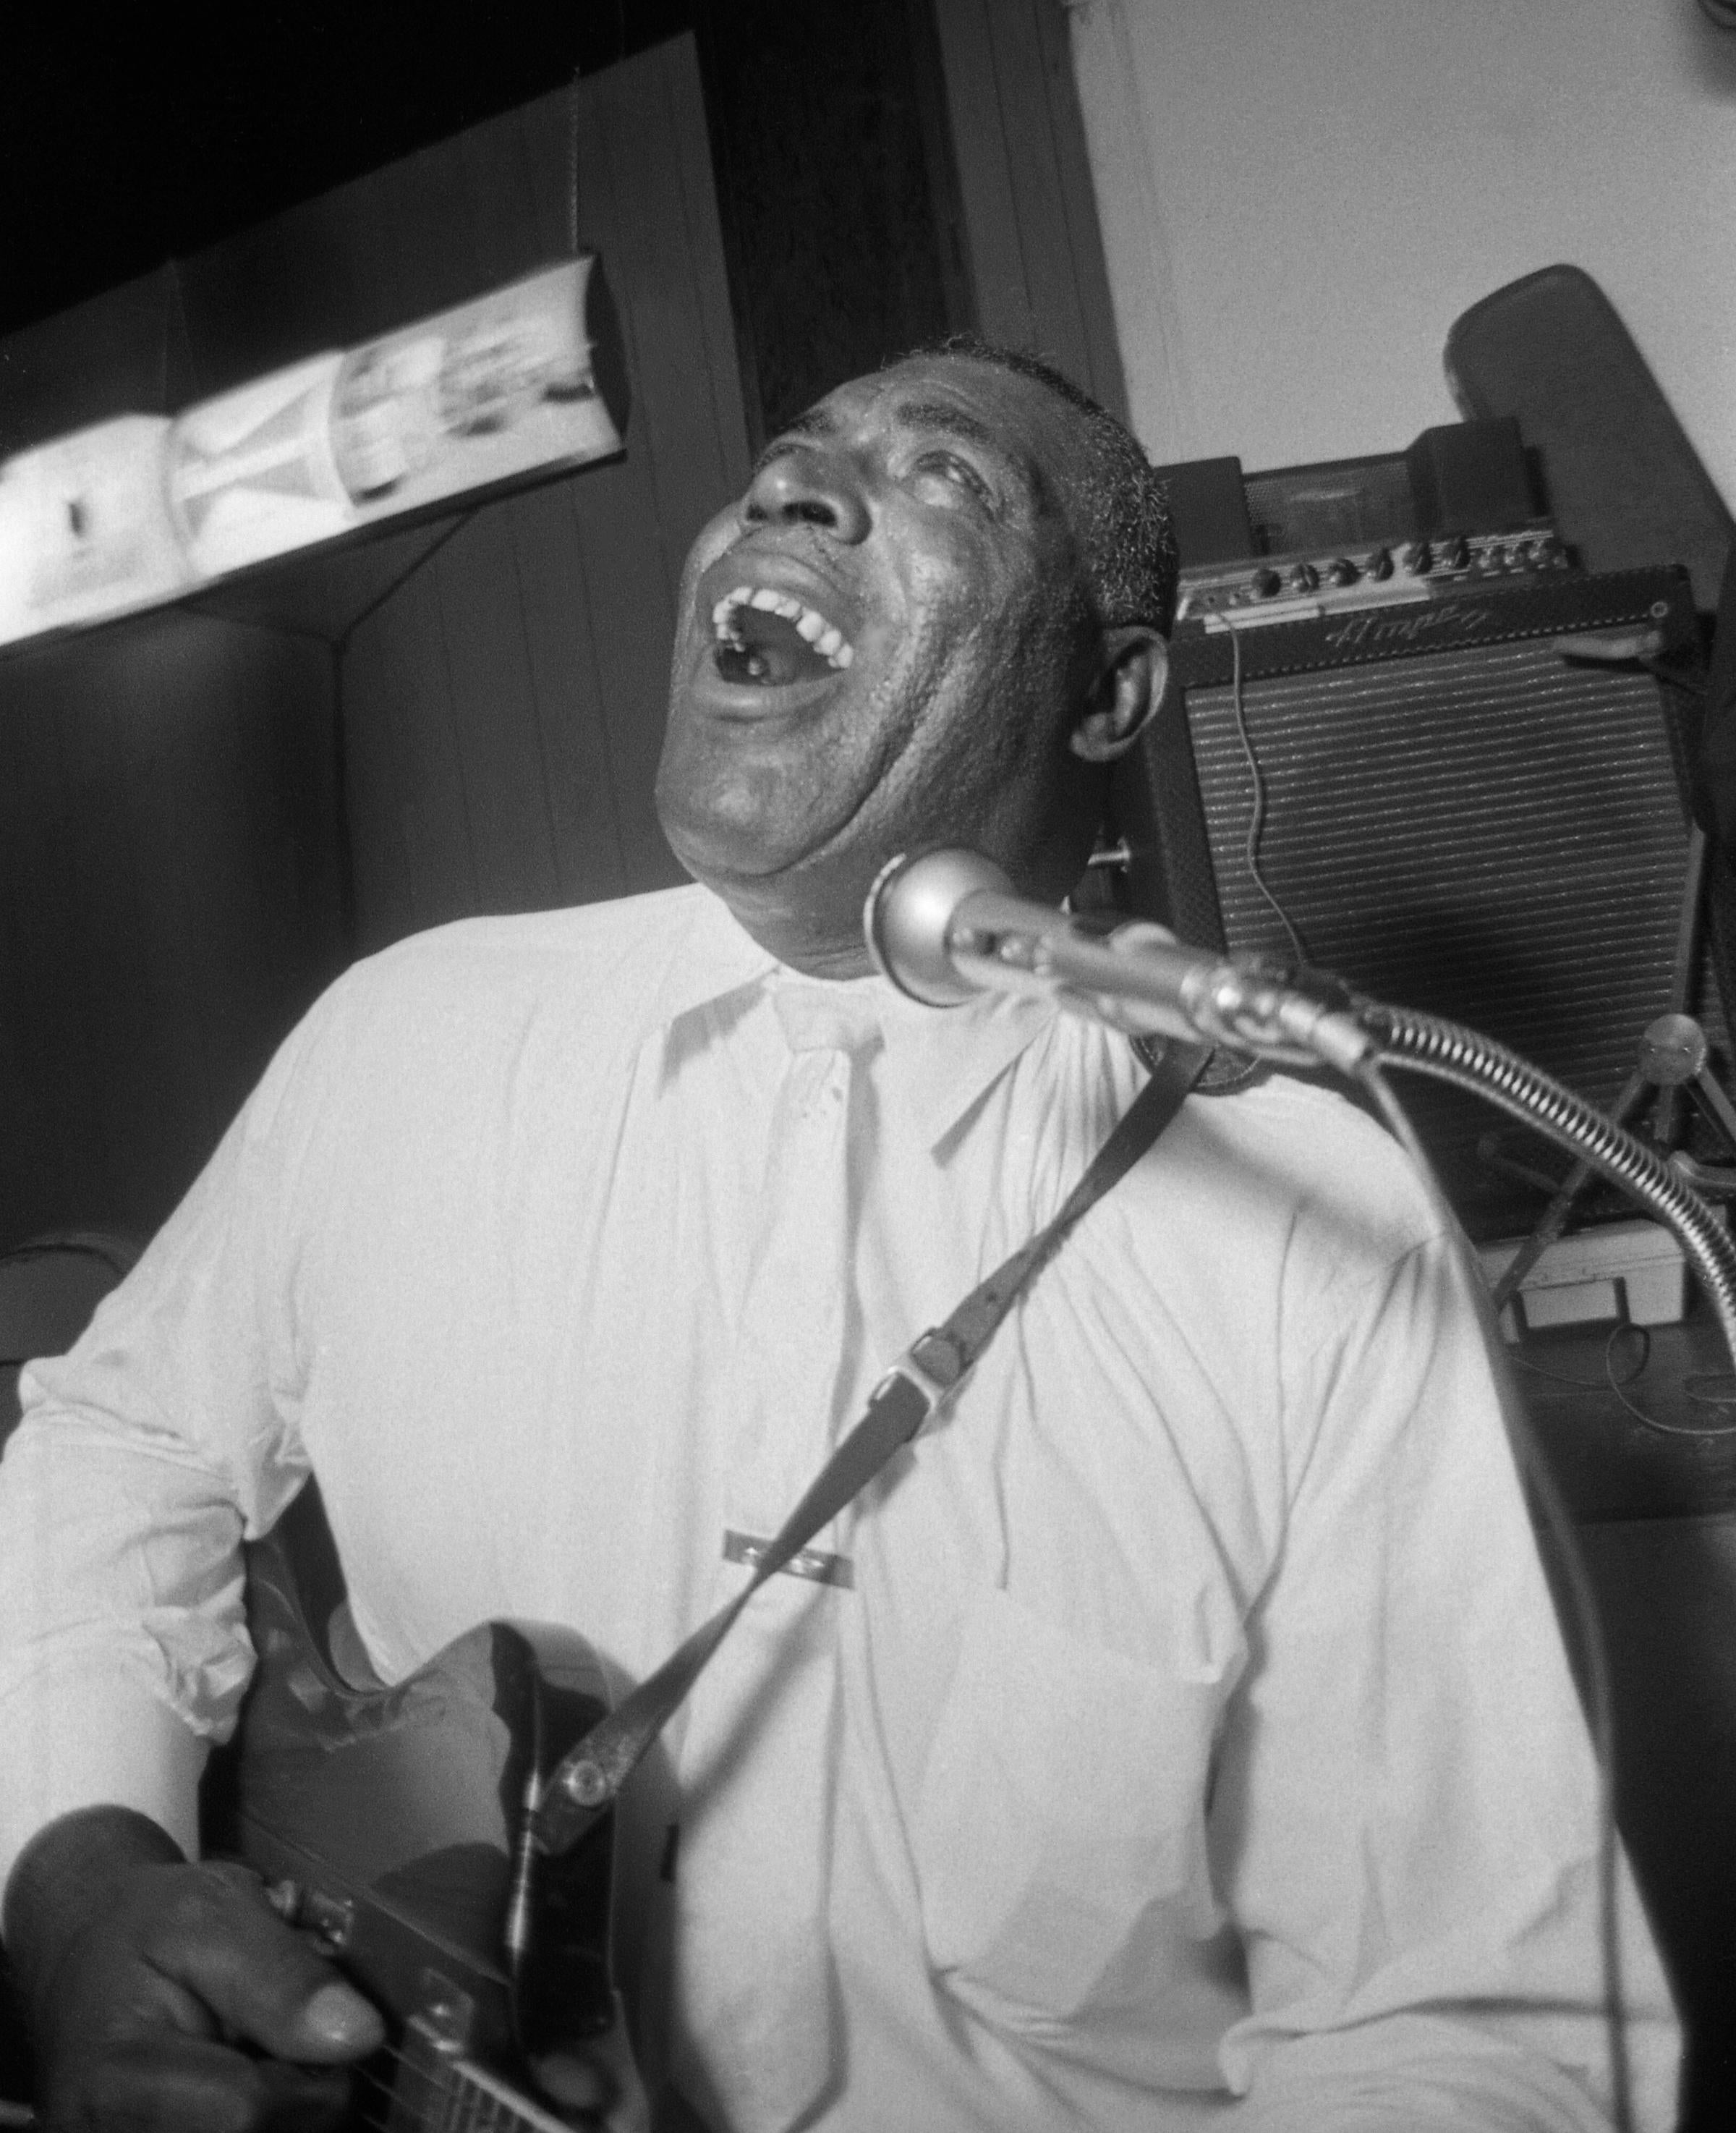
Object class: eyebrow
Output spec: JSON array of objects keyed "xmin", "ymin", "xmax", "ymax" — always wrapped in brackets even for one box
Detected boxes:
[
  {"xmin": 890, "ymin": 399, "xmax": 1001, "ymax": 454},
  {"xmin": 752, "ymin": 397, "xmax": 1037, "ymax": 501}
]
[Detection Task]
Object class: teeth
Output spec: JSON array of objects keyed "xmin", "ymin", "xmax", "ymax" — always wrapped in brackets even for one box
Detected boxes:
[{"xmin": 710, "ymin": 583, "xmax": 854, "ymax": 671}]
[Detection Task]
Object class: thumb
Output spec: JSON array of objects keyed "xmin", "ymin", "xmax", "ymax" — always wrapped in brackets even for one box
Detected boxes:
[
  {"xmin": 289, "ymin": 1977, "xmax": 390, "ymax": 2062},
  {"xmin": 169, "ymin": 1866, "xmax": 386, "ymax": 2063}
]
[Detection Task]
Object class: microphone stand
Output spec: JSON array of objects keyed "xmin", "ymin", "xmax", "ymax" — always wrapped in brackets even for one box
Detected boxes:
[{"xmin": 867, "ymin": 849, "xmax": 1736, "ymax": 1373}]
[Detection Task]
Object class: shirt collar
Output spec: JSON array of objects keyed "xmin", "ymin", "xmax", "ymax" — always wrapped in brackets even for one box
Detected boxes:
[{"xmin": 646, "ymin": 886, "xmax": 1056, "ymax": 1152}]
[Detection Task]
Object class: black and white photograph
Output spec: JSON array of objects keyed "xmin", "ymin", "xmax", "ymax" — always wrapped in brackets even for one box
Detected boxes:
[{"xmin": 3, "ymin": 5, "xmax": 1735, "ymax": 2129}]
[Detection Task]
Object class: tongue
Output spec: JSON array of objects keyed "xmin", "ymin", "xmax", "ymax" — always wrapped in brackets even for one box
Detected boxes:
[{"xmin": 715, "ymin": 608, "xmax": 835, "ymax": 687}]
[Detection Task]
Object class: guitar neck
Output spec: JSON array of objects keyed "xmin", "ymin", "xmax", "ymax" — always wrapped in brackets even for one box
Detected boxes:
[{"xmin": 389, "ymin": 2014, "xmax": 575, "ymax": 2133}]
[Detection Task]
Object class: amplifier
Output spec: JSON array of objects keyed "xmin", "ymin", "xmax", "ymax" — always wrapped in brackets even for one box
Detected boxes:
[{"xmin": 1109, "ymin": 566, "xmax": 1716, "ymax": 1237}]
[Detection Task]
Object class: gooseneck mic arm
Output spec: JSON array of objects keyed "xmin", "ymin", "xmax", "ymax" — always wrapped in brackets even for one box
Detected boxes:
[{"xmin": 864, "ymin": 848, "xmax": 1736, "ymax": 1369}]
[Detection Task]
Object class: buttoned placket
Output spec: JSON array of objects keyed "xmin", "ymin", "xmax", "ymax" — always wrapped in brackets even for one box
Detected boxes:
[{"xmin": 665, "ymin": 980, "xmax": 884, "ymax": 2132}]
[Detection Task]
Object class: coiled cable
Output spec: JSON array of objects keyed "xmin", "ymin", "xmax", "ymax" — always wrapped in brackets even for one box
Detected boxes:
[{"xmin": 1356, "ymin": 999, "xmax": 1736, "ymax": 1368}]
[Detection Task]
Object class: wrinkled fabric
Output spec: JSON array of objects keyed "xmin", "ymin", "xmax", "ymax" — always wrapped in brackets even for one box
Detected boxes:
[{"xmin": 0, "ymin": 883, "xmax": 1679, "ymax": 2131}]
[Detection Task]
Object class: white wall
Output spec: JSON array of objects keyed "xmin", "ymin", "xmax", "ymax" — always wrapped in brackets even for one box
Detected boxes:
[{"xmin": 1069, "ymin": 0, "xmax": 1736, "ymax": 503}]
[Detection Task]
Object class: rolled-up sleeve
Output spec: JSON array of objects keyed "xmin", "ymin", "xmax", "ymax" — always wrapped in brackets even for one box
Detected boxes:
[
  {"xmin": 0, "ymin": 1006, "xmax": 330, "ymax": 1893},
  {"xmin": 1214, "ymin": 1223, "xmax": 1681, "ymax": 2131}
]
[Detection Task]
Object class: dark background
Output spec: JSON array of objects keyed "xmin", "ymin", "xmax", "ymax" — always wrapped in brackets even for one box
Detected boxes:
[
  {"xmin": 0, "ymin": 1, "xmax": 968, "ymax": 448},
  {"xmin": 1, "ymin": 7, "xmax": 684, "ymax": 336}
]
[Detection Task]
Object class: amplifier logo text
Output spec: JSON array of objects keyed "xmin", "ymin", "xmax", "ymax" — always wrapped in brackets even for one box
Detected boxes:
[{"xmin": 1322, "ymin": 604, "xmax": 1502, "ymax": 656}]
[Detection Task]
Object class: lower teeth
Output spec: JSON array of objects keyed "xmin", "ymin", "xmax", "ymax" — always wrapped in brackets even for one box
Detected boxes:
[{"xmin": 715, "ymin": 642, "xmax": 773, "ymax": 684}]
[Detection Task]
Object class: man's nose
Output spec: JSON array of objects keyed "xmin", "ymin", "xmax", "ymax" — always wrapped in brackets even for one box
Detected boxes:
[{"xmin": 742, "ymin": 448, "xmax": 870, "ymax": 541}]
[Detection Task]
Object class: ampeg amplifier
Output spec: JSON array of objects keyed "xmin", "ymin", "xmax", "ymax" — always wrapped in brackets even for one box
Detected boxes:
[
  {"xmin": 1175, "ymin": 525, "xmax": 1573, "ymax": 631},
  {"xmin": 1109, "ymin": 566, "xmax": 1716, "ymax": 1238}
]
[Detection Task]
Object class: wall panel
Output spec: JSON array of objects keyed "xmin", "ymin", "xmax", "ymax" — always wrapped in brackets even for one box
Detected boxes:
[
  {"xmin": 337, "ymin": 36, "xmax": 749, "ymax": 945},
  {"xmin": 932, "ymin": 0, "xmax": 1129, "ymax": 415},
  {"xmin": 0, "ymin": 616, "xmax": 344, "ymax": 1243},
  {"xmin": 1071, "ymin": 0, "xmax": 1736, "ymax": 491}
]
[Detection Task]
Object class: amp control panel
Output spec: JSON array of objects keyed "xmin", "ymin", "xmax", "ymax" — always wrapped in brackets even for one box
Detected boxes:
[{"xmin": 1175, "ymin": 525, "xmax": 1573, "ymax": 632}]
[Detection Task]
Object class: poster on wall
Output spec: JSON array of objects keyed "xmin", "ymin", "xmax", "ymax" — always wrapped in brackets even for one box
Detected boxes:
[{"xmin": 0, "ymin": 255, "xmax": 624, "ymax": 648}]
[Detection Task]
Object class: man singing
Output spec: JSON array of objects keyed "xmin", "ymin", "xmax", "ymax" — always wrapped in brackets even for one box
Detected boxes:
[{"xmin": 0, "ymin": 341, "xmax": 1678, "ymax": 2130}]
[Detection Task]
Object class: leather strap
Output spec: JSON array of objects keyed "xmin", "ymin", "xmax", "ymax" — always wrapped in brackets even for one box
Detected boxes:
[{"xmin": 531, "ymin": 1038, "xmax": 1212, "ymax": 1855}]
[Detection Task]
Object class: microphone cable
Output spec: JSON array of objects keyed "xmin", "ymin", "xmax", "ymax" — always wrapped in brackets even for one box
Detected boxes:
[
  {"xmin": 1223, "ymin": 614, "xmax": 1311, "ymax": 969},
  {"xmin": 1353, "ymin": 1053, "xmax": 1636, "ymax": 2133}
]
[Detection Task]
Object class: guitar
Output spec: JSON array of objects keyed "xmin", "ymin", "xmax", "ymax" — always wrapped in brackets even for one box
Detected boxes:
[{"xmin": 201, "ymin": 1477, "xmax": 637, "ymax": 2132}]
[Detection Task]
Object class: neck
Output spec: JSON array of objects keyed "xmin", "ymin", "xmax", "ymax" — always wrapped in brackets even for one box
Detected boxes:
[{"xmin": 705, "ymin": 872, "xmax": 879, "ymax": 978}]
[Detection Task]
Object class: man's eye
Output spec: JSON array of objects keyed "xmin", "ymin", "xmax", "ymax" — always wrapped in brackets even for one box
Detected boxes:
[{"xmin": 913, "ymin": 452, "xmax": 990, "ymax": 503}]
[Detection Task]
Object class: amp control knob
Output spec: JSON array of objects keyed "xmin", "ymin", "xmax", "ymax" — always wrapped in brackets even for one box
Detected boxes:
[
  {"xmin": 1251, "ymin": 567, "xmax": 1282, "ymax": 598},
  {"xmin": 1402, "ymin": 541, "xmax": 1433, "ymax": 574},
  {"xmin": 1289, "ymin": 561, "xmax": 1320, "ymax": 593},
  {"xmin": 1365, "ymin": 548, "xmax": 1394, "ymax": 580},
  {"xmin": 1442, "ymin": 535, "xmax": 1471, "ymax": 570},
  {"xmin": 1326, "ymin": 557, "xmax": 1358, "ymax": 587}
]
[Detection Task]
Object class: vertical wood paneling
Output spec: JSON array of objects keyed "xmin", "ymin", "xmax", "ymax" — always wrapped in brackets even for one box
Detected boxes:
[
  {"xmin": 0, "ymin": 658, "xmax": 98, "ymax": 1208},
  {"xmin": 504, "ymin": 482, "xmax": 634, "ymax": 910},
  {"xmin": 337, "ymin": 616, "xmax": 422, "ymax": 955},
  {"xmin": 932, "ymin": 0, "xmax": 1130, "ymax": 417},
  {"xmin": 355, "ymin": 562, "xmax": 483, "ymax": 933},
  {"xmin": 935, "ymin": 0, "xmax": 1038, "ymax": 351},
  {"xmin": 336, "ymin": 35, "xmax": 746, "ymax": 934},
  {"xmin": 54, "ymin": 657, "xmax": 151, "ymax": 1195},
  {"xmin": 1031, "ymin": 0, "xmax": 1128, "ymax": 418},
  {"xmin": 427, "ymin": 512, "xmax": 564, "ymax": 916},
  {"xmin": 568, "ymin": 46, "xmax": 725, "ymax": 894},
  {"xmin": 560, "ymin": 68, "xmax": 689, "ymax": 897},
  {"xmin": 456, "ymin": 101, "xmax": 563, "ymax": 289},
  {"xmin": 698, "ymin": 0, "xmax": 966, "ymax": 448},
  {"xmin": 664, "ymin": 48, "xmax": 754, "ymax": 489},
  {"xmin": 0, "ymin": 616, "xmax": 344, "ymax": 1242},
  {"xmin": 984, "ymin": 4, "xmax": 1097, "ymax": 386}
]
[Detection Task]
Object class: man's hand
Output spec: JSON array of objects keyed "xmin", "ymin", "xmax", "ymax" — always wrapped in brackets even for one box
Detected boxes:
[{"xmin": 4, "ymin": 1805, "xmax": 383, "ymax": 2132}]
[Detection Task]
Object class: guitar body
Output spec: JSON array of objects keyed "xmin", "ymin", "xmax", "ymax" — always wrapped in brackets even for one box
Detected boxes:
[{"xmin": 203, "ymin": 1478, "xmax": 626, "ymax": 2129}]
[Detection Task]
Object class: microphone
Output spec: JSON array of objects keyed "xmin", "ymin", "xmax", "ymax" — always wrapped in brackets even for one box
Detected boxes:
[{"xmin": 864, "ymin": 848, "xmax": 1374, "ymax": 1072}]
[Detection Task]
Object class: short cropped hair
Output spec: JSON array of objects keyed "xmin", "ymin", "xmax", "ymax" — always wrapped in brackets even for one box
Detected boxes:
[{"xmin": 906, "ymin": 334, "xmax": 1179, "ymax": 634}]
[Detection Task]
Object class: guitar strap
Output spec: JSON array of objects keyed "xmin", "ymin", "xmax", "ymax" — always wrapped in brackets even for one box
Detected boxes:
[{"xmin": 530, "ymin": 1037, "xmax": 1213, "ymax": 1857}]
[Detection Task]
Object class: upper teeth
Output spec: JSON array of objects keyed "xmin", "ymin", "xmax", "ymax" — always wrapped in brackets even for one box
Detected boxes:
[{"xmin": 710, "ymin": 585, "xmax": 854, "ymax": 669}]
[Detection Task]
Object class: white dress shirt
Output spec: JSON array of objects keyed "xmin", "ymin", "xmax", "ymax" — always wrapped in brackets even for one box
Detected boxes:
[{"xmin": 0, "ymin": 883, "xmax": 1679, "ymax": 2131}]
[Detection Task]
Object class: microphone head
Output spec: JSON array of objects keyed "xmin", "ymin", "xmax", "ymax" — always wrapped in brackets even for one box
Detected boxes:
[{"xmin": 864, "ymin": 847, "xmax": 1013, "ymax": 1005}]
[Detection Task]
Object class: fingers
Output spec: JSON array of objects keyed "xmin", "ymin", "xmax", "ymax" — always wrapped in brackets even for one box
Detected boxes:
[
  {"xmin": 72, "ymin": 2035, "xmax": 351, "ymax": 2133},
  {"xmin": 29, "ymin": 1859, "xmax": 386, "ymax": 2133},
  {"xmin": 130, "ymin": 1866, "xmax": 383, "ymax": 2066}
]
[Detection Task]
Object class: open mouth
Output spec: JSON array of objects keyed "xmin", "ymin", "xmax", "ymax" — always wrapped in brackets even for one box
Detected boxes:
[{"xmin": 710, "ymin": 583, "xmax": 855, "ymax": 687}]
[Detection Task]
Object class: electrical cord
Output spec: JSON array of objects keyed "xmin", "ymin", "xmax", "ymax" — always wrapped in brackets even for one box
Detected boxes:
[
  {"xmin": 1223, "ymin": 617, "xmax": 1311, "ymax": 968},
  {"xmin": 1506, "ymin": 1323, "xmax": 1736, "ymax": 1440}
]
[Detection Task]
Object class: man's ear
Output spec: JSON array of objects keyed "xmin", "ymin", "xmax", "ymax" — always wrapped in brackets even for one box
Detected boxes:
[{"xmin": 1069, "ymin": 627, "xmax": 1169, "ymax": 763}]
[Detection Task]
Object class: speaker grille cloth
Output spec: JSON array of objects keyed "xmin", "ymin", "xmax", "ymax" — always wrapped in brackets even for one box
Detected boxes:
[{"xmin": 1184, "ymin": 637, "xmax": 1705, "ymax": 1231}]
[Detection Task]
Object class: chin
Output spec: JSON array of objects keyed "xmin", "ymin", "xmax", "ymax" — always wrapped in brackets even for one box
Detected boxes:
[
  {"xmin": 657, "ymin": 760, "xmax": 851, "ymax": 888},
  {"xmin": 658, "ymin": 794, "xmax": 794, "ymax": 889}
]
